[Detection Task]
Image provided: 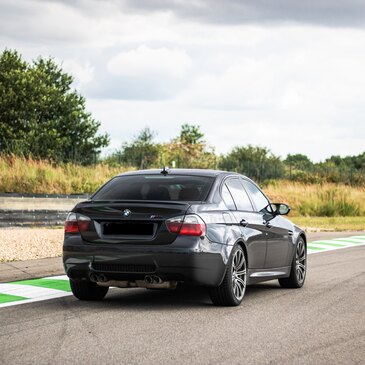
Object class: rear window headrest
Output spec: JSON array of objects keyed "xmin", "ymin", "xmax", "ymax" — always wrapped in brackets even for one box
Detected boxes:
[{"xmin": 178, "ymin": 187, "xmax": 201, "ymax": 201}]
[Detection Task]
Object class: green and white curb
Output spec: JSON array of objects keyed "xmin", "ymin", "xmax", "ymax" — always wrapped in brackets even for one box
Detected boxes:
[
  {"xmin": 1, "ymin": 235, "xmax": 364, "ymax": 308},
  {"xmin": 307, "ymin": 235, "xmax": 365, "ymax": 254},
  {"xmin": 0, "ymin": 275, "xmax": 71, "ymax": 308}
]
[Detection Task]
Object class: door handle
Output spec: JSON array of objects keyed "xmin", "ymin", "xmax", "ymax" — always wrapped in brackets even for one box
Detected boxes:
[
  {"xmin": 240, "ymin": 219, "xmax": 249, "ymax": 227},
  {"xmin": 264, "ymin": 221, "xmax": 272, "ymax": 228}
]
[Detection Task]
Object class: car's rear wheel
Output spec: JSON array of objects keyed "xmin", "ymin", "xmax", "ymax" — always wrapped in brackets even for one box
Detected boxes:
[
  {"xmin": 209, "ymin": 244, "xmax": 247, "ymax": 306},
  {"xmin": 70, "ymin": 279, "xmax": 109, "ymax": 301},
  {"xmin": 279, "ymin": 237, "xmax": 307, "ymax": 288}
]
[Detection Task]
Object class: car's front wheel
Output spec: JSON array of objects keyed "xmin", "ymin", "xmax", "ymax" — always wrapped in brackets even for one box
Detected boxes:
[
  {"xmin": 279, "ymin": 237, "xmax": 307, "ymax": 288},
  {"xmin": 209, "ymin": 244, "xmax": 247, "ymax": 306},
  {"xmin": 70, "ymin": 279, "xmax": 109, "ymax": 301}
]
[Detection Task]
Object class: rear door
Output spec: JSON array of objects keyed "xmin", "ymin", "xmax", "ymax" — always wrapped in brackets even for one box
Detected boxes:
[
  {"xmin": 242, "ymin": 179, "xmax": 291, "ymax": 268},
  {"xmin": 224, "ymin": 178, "xmax": 267, "ymax": 269}
]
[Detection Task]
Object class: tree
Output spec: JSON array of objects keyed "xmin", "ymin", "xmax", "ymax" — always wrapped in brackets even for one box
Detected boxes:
[
  {"xmin": 324, "ymin": 153, "xmax": 365, "ymax": 170},
  {"xmin": 350, "ymin": 152, "xmax": 365, "ymax": 170},
  {"xmin": 179, "ymin": 123, "xmax": 204, "ymax": 144},
  {"xmin": 0, "ymin": 49, "xmax": 109, "ymax": 164},
  {"xmin": 163, "ymin": 124, "xmax": 217, "ymax": 169},
  {"xmin": 284, "ymin": 154, "xmax": 313, "ymax": 170},
  {"xmin": 115, "ymin": 127, "xmax": 161, "ymax": 169},
  {"xmin": 219, "ymin": 145, "xmax": 284, "ymax": 181}
]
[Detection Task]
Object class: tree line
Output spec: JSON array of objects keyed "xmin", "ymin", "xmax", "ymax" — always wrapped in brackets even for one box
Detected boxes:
[
  {"xmin": 104, "ymin": 125, "xmax": 365, "ymax": 185},
  {"xmin": 1, "ymin": 49, "xmax": 364, "ymax": 185}
]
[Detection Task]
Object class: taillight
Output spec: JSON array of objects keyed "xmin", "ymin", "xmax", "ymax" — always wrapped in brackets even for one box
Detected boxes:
[
  {"xmin": 166, "ymin": 215, "xmax": 206, "ymax": 237},
  {"xmin": 64, "ymin": 212, "xmax": 91, "ymax": 233}
]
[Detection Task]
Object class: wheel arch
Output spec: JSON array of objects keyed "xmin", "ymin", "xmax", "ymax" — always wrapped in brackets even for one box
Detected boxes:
[
  {"xmin": 221, "ymin": 239, "xmax": 248, "ymax": 281},
  {"xmin": 288, "ymin": 232, "xmax": 307, "ymax": 267},
  {"xmin": 235, "ymin": 239, "xmax": 249, "ymax": 268},
  {"xmin": 298, "ymin": 232, "xmax": 307, "ymax": 246}
]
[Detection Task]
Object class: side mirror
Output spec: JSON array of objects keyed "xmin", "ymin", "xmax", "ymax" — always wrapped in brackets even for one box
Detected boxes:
[
  {"xmin": 271, "ymin": 203, "xmax": 291, "ymax": 216},
  {"xmin": 263, "ymin": 203, "xmax": 290, "ymax": 222}
]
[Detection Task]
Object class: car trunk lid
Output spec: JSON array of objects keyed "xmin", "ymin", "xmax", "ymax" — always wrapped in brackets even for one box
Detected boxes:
[{"xmin": 73, "ymin": 200, "xmax": 191, "ymax": 244}]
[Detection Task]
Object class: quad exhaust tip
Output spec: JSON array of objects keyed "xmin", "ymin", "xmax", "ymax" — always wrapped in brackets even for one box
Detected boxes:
[
  {"xmin": 89, "ymin": 273, "xmax": 108, "ymax": 283},
  {"xmin": 90, "ymin": 273, "xmax": 175, "ymax": 289},
  {"xmin": 144, "ymin": 275, "xmax": 163, "ymax": 284}
]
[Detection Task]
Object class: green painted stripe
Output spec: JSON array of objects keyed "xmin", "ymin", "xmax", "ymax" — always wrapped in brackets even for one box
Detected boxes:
[
  {"xmin": 307, "ymin": 245, "xmax": 326, "ymax": 251},
  {"xmin": 310, "ymin": 241, "xmax": 347, "ymax": 247},
  {"xmin": 0, "ymin": 293, "xmax": 27, "ymax": 304},
  {"xmin": 332, "ymin": 239, "xmax": 365, "ymax": 244},
  {"xmin": 13, "ymin": 278, "xmax": 71, "ymax": 292}
]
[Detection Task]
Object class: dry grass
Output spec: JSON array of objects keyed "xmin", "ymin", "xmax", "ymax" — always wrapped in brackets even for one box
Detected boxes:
[
  {"xmin": 1, "ymin": 156, "xmax": 364, "ymax": 218},
  {"xmin": 264, "ymin": 180, "xmax": 365, "ymax": 217},
  {"xmin": 0, "ymin": 155, "xmax": 130, "ymax": 194},
  {"xmin": 290, "ymin": 216, "xmax": 365, "ymax": 232}
]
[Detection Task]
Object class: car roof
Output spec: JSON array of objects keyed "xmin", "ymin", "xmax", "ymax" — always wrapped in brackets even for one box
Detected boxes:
[{"xmin": 117, "ymin": 168, "xmax": 241, "ymax": 178}]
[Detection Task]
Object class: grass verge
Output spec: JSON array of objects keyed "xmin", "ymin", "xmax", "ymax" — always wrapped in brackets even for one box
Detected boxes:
[
  {"xmin": 0, "ymin": 155, "xmax": 131, "ymax": 194},
  {"xmin": 291, "ymin": 216, "xmax": 365, "ymax": 232},
  {"xmin": 264, "ymin": 180, "xmax": 365, "ymax": 216},
  {"xmin": 1, "ymin": 156, "xmax": 365, "ymax": 219}
]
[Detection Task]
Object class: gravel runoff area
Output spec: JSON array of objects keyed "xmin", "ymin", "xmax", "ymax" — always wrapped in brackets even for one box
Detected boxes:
[{"xmin": 0, "ymin": 228, "xmax": 64, "ymax": 262}]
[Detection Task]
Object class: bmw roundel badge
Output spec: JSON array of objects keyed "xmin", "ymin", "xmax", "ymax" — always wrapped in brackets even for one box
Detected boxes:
[{"xmin": 123, "ymin": 209, "xmax": 131, "ymax": 217}]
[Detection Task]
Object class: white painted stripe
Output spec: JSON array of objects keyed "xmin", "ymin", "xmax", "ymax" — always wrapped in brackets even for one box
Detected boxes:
[
  {"xmin": 42, "ymin": 275, "xmax": 69, "ymax": 280},
  {"xmin": 0, "ymin": 283, "xmax": 69, "ymax": 299},
  {"xmin": 307, "ymin": 249, "xmax": 317, "ymax": 255}
]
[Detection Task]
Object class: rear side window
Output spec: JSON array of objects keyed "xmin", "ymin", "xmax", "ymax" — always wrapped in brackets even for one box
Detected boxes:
[
  {"xmin": 242, "ymin": 179, "xmax": 270, "ymax": 212},
  {"xmin": 221, "ymin": 184, "xmax": 236, "ymax": 210},
  {"xmin": 225, "ymin": 178, "xmax": 253, "ymax": 211},
  {"xmin": 92, "ymin": 175, "xmax": 214, "ymax": 201}
]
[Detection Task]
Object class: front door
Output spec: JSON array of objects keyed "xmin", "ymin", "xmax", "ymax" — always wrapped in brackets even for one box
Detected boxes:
[
  {"xmin": 241, "ymin": 178, "xmax": 291, "ymax": 269},
  {"xmin": 264, "ymin": 216, "xmax": 291, "ymax": 268}
]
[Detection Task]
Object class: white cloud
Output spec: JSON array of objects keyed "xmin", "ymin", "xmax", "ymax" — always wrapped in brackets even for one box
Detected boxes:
[
  {"xmin": 1, "ymin": 1, "xmax": 365, "ymax": 161},
  {"xmin": 61, "ymin": 59, "xmax": 95, "ymax": 87},
  {"xmin": 107, "ymin": 46, "xmax": 192, "ymax": 78}
]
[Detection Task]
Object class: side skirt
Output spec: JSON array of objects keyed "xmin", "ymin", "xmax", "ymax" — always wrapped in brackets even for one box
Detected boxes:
[{"xmin": 247, "ymin": 266, "xmax": 291, "ymax": 285}]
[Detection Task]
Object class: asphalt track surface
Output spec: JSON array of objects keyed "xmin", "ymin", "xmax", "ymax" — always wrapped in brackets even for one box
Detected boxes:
[{"xmin": 0, "ymin": 238, "xmax": 364, "ymax": 364}]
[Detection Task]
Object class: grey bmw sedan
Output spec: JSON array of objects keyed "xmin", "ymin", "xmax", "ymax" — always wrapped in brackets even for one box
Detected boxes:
[{"xmin": 63, "ymin": 169, "xmax": 307, "ymax": 306}]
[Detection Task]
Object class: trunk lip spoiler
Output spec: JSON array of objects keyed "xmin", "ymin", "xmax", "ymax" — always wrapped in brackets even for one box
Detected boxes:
[{"xmin": 74, "ymin": 200, "xmax": 202, "ymax": 207}]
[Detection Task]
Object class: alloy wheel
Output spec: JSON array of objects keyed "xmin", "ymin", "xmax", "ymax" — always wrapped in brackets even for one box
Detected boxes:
[
  {"xmin": 231, "ymin": 247, "xmax": 246, "ymax": 301},
  {"xmin": 295, "ymin": 240, "xmax": 306, "ymax": 283}
]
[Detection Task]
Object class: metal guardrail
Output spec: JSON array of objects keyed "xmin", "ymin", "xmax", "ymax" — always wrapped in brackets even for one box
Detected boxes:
[
  {"xmin": 0, "ymin": 193, "xmax": 89, "ymax": 199},
  {"xmin": 0, "ymin": 194, "xmax": 89, "ymax": 227},
  {"xmin": 0, "ymin": 210, "xmax": 68, "ymax": 227}
]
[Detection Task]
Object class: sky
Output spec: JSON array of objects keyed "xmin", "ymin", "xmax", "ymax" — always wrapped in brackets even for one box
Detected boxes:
[{"xmin": 1, "ymin": 0, "xmax": 365, "ymax": 162}]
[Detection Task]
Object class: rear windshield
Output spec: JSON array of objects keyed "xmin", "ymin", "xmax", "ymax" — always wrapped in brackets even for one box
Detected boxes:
[{"xmin": 92, "ymin": 175, "xmax": 214, "ymax": 202}]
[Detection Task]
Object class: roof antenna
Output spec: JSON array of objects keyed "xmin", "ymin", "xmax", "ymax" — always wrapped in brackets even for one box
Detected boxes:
[{"xmin": 160, "ymin": 166, "xmax": 169, "ymax": 175}]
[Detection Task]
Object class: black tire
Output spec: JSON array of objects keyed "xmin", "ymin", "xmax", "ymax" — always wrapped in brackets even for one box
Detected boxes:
[
  {"xmin": 70, "ymin": 279, "xmax": 109, "ymax": 301},
  {"xmin": 209, "ymin": 244, "xmax": 247, "ymax": 306},
  {"xmin": 279, "ymin": 237, "xmax": 307, "ymax": 288}
]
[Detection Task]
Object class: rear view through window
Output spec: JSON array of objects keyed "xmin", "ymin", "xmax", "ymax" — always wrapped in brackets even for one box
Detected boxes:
[{"xmin": 92, "ymin": 175, "xmax": 214, "ymax": 201}]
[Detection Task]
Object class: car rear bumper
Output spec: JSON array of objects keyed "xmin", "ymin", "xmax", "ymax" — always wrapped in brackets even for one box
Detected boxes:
[{"xmin": 63, "ymin": 235, "xmax": 230, "ymax": 287}]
